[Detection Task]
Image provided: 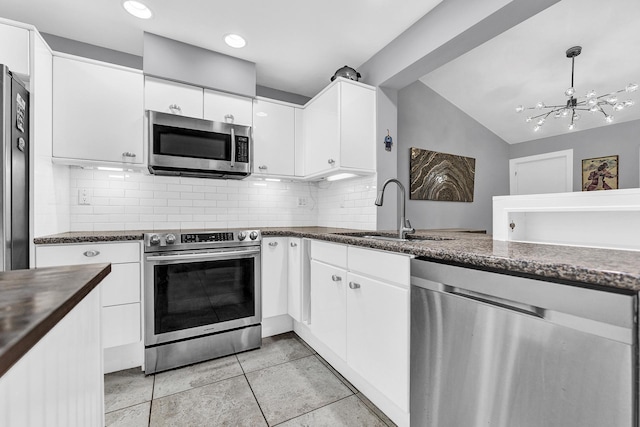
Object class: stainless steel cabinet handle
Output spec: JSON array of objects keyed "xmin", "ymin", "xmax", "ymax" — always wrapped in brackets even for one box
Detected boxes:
[
  {"xmin": 168, "ymin": 104, "xmax": 182, "ymax": 114},
  {"xmin": 268, "ymin": 242, "xmax": 278, "ymax": 247},
  {"xmin": 122, "ymin": 152, "xmax": 137, "ymax": 158},
  {"xmin": 225, "ymin": 114, "xmax": 235, "ymax": 124},
  {"xmin": 349, "ymin": 282, "xmax": 361, "ymax": 289},
  {"xmin": 328, "ymin": 158, "xmax": 336, "ymax": 165},
  {"xmin": 331, "ymin": 274, "xmax": 342, "ymax": 282},
  {"xmin": 258, "ymin": 165, "xmax": 267, "ymax": 170},
  {"xmin": 290, "ymin": 242, "xmax": 297, "ymax": 247},
  {"xmin": 83, "ymin": 250, "xmax": 100, "ymax": 257}
]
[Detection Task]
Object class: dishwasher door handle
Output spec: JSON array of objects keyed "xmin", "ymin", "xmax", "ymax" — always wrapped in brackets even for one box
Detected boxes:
[{"xmin": 446, "ymin": 285, "xmax": 545, "ymax": 318}]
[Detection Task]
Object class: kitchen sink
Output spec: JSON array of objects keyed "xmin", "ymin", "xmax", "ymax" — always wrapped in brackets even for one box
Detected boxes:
[{"xmin": 334, "ymin": 232, "xmax": 455, "ymax": 242}]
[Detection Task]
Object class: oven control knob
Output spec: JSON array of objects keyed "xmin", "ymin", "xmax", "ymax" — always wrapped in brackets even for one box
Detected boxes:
[
  {"xmin": 238, "ymin": 231, "xmax": 247, "ymax": 241},
  {"xmin": 249, "ymin": 231, "xmax": 259, "ymax": 240},
  {"xmin": 165, "ymin": 233, "xmax": 176, "ymax": 245},
  {"xmin": 149, "ymin": 234, "xmax": 160, "ymax": 246}
]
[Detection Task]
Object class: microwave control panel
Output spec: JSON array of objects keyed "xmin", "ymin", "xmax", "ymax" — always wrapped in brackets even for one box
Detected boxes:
[{"xmin": 235, "ymin": 136, "xmax": 249, "ymax": 163}]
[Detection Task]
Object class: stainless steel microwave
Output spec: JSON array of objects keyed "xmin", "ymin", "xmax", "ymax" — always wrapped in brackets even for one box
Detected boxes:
[{"xmin": 147, "ymin": 110, "xmax": 252, "ymax": 179}]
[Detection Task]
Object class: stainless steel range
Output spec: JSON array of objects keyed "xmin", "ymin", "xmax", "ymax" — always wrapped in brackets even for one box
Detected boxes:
[{"xmin": 143, "ymin": 230, "xmax": 262, "ymax": 374}]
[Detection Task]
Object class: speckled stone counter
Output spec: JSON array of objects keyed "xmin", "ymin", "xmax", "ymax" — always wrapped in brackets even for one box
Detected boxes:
[
  {"xmin": 0, "ymin": 263, "xmax": 111, "ymax": 377},
  {"xmin": 34, "ymin": 227, "xmax": 640, "ymax": 292}
]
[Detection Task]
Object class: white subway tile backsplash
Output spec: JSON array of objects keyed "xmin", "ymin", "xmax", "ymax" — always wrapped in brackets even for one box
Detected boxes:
[{"xmin": 68, "ymin": 169, "xmax": 375, "ymax": 231}]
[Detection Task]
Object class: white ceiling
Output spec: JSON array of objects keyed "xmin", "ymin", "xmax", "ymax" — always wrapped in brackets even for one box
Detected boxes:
[
  {"xmin": 420, "ymin": 0, "xmax": 640, "ymax": 144},
  {"xmin": 0, "ymin": 0, "xmax": 442, "ymax": 98}
]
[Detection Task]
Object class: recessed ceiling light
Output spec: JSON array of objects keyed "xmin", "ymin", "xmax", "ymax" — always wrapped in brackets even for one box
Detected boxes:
[
  {"xmin": 224, "ymin": 34, "xmax": 247, "ymax": 49},
  {"xmin": 123, "ymin": 1, "xmax": 153, "ymax": 19}
]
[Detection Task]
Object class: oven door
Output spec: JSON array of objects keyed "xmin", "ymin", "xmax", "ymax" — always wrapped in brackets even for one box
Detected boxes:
[{"xmin": 144, "ymin": 246, "xmax": 261, "ymax": 346}]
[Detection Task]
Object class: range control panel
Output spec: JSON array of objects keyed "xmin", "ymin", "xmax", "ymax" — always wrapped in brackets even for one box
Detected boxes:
[{"xmin": 182, "ymin": 232, "xmax": 234, "ymax": 243}]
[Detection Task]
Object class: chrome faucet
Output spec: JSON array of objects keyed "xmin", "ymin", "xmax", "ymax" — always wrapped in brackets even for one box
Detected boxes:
[{"xmin": 375, "ymin": 178, "xmax": 415, "ymax": 240}]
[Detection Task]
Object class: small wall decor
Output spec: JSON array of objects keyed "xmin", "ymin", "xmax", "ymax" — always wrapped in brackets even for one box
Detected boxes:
[
  {"xmin": 410, "ymin": 147, "xmax": 475, "ymax": 202},
  {"xmin": 384, "ymin": 129, "xmax": 393, "ymax": 152},
  {"xmin": 582, "ymin": 155, "xmax": 618, "ymax": 191}
]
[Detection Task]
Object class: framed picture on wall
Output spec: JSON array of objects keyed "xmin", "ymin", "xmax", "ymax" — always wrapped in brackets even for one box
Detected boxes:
[{"xmin": 582, "ymin": 155, "xmax": 618, "ymax": 191}]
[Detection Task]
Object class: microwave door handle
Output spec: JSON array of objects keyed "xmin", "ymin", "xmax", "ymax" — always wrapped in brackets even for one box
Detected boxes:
[{"xmin": 230, "ymin": 128, "xmax": 236, "ymax": 168}]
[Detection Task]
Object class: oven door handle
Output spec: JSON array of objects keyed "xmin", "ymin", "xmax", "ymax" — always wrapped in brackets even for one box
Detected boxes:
[{"xmin": 146, "ymin": 248, "xmax": 259, "ymax": 262}]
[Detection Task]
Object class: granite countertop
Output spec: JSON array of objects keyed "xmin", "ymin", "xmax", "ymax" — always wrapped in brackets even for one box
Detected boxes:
[
  {"xmin": 34, "ymin": 227, "xmax": 640, "ymax": 292},
  {"xmin": 0, "ymin": 263, "xmax": 111, "ymax": 377}
]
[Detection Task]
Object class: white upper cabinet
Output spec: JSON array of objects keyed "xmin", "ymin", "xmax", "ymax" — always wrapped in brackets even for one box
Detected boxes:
[
  {"xmin": 204, "ymin": 89, "xmax": 253, "ymax": 126},
  {"xmin": 52, "ymin": 55, "xmax": 144, "ymax": 164},
  {"xmin": 0, "ymin": 23, "xmax": 30, "ymax": 76},
  {"xmin": 253, "ymin": 98, "xmax": 296, "ymax": 177},
  {"xmin": 303, "ymin": 78, "xmax": 376, "ymax": 178},
  {"xmin": 144, "ymin": 76, "xmax": 203, "ymax": 118}
]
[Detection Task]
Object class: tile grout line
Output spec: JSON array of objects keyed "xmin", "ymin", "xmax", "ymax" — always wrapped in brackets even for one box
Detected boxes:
[
  {"xmin": 147, "ymin": 374, "xmax": 155, "ymax": 427},
  {"xmin": 236, "ymin": 353, "xmax": 270, "ymax": 427},
  {"xmin": 270, "ymin": 393, "xmax": 358, "ymax": 426}
]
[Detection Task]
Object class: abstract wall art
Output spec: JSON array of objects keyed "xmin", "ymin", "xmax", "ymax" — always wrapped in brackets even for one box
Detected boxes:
[{"xmin": 410, "ymin": 148, "xmax": 476, "ymax": 202}]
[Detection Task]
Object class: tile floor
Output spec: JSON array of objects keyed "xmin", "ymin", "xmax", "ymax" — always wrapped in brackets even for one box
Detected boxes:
[{"xmin": 104, "ymin": 332, "xmax": 397, "ymax": 426}]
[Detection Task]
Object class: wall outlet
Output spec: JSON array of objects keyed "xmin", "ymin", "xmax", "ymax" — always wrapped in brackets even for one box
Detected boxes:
[
  {"xmin": 78, "ymin": 188, "xmax": 92, "ymax": 205},
  {"xmin": 297, "ymin": 196, "xmax": 308, "ymax": 207}
]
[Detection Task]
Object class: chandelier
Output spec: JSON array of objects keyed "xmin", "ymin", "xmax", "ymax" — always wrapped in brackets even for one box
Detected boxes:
[{"xmin": 516, "ymin": 46, "xmax": 638, "ymax": 132}]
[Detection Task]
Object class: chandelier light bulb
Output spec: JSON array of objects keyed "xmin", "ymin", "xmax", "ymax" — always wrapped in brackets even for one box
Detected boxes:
[
  {"xmin": 586, "ymin": 89, "xmax": 597, "ymax": 99},
  {"xmin": 565, "ymin": 87, "xmax": 575, "ymax": 96},
  {"xmin": 573, "ymin": 113, "xmax": 581, "ymax": 121},
  {"xmin": 535, "ymin": 101, "xmax": 546, "ymax": 109},
  {"xmin": 587, "ymin": 98, "xmax": 598, "ymax": 107},
  {"xmin": 568, "ymin": 123, "xmax": 576, "ymax": 131},
  {"xmin": 605, "ymin": 115, "xmax": 614, "ymax": 124},
  {"xmin": 554, "ymin": 111, "xmax": 562, "ymax": 118},
  {"xmin": 533, "ymin": 125, "xmax": 541, "ymax": 132},
  {"xmin": 561, "ymin": 108, "xmax": 570, "ymax": 117},
  {"xmin": 525, "ymin": 116, "xmax": 533, "ymax": 123},
  {"xmin": 624, "ymin": 100, "xmax": 635, "ymax": 107},
  {"xmin": 606, "ymin": 96, "xmax": 618, "ymax": 105},
  {"xmin": 515, "ymin": 105, "xmax": 524, "ymax": 113},
  {"xmin": 536, "ymin": 118, "xmax": 545, "ymax": 126},
  {"xmin": 613, "ymin": 103, "xmax": 625, "ymax": 111},
  {"xmin": 589, "ymin": 105, "xmax": 600, "ymax": 113},
  {"xmin": 625, "ymin": 83, "xmax": 638, "ymax": 93}
]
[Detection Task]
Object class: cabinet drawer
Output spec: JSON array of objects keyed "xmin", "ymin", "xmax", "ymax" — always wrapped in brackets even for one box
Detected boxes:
[
  {"xmin": 101, "ymin": 263, "xmax": 140, "ymax": 307},
  {"xmin": 348, "ymin": 246, "xmax": 410, "ymax": 286},
  {"xmin": 311, "ymin": 240, "xmax": 347, "ymax": 268},
  {"xmin": 36, "ymin": 242, "xmax": 140, "ymax": 267},
  {"xmin": 102, "ymin": 303, "xmax": 141, "ymax": 348}
]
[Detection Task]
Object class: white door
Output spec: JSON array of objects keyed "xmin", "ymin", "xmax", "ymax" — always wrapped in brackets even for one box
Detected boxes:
[
  {"xmin": 261, "ymin": 238, "xmax": 288, "ymax": 318},
  {"xmin": 304, "ymin": 84, "xmax": 340, "ymax": 176},
  {"xmin": 509, "ymin": 149, "xmax": 573, "ymax": 195},
  {"xmin": 310, "ymin": 259, "xmax": 347, "ymax": 360},
  {"xmin": 253, "ymin": 99, "xmax": 295, "ymax": 176}
]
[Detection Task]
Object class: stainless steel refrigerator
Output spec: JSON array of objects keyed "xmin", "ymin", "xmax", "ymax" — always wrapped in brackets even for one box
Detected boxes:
[{"xmin": 1, "ymin": 64, "xmax": 29, "ymax": 271}]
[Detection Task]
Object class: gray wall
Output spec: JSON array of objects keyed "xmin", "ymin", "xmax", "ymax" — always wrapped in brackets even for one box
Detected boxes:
[
  {"xmin": 41, "ymin": 33, "xmax": 143, "ymax": 69},
  {"xmin": 398, "ymin": 81, "xmax": 510, "ymax": 233},
  {"xmin": 509, "ymin": 120, "xmax": 640, "ymax": 191}
]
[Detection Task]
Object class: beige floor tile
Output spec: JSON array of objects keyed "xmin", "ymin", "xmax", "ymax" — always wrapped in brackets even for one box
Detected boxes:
[
  {"xmin": 356, "ymin": 393, "xmax": 397, "ymax": 427},
  {"xmin": 105, "ymin": 401, "xmax": 150, "ymax": 427},
  {"xmin": 246, "ymin": 355, "xmax": 353, "ymax": 426},
  {"xmin": 105, "ymin": 368, "xmax": 154, "ymax": 413},
  {"xmin": 275, "ymin": 395, "xmax": 387, "ymax": 426},
  {"xmin": 149, "ymin": 375, "xmax": 267, "ymax": 427},
  {"xmin": 237, "ymin": 332, "xmax": 313, "ymax": 373},
  {"xmin": 153, "ymin": 355, "xmax": 243, "ymax": 399}
]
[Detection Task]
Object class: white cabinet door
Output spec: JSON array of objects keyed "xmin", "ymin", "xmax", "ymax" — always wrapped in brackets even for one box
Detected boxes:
[
  {"xmin": 0, "ymin": 24, "xmax": 30, "ymax": 76},
  {"xmin": 310, "ymin": 259, "xmax": 347, "ymax": 360},
  {"xmin": 144, "ymin": 76, "xmax": 203, "ymax": 118},
  {"xmin": 262, "ymin": 237, "xmax": 288, "ymax": 318},
  {"xmin": 101, "ymin": 263, "xmax": 141, "ymax": 307},
  {"xmin": 203, "ymin": 89, "xmax": 253, "ymax": 126},
  {"xmin": 287, "ymin": 238, "xmax": 302, "ymax": 321},
  {"xmin": 346, "ymin": 271, "xmax": 409, "ymax": 411},
  {"xmin": 253, "ymin": 99, "xmax": 295, "ymax": 176},
  {"xmin": 52, "ymin": 57, "xmax": 144, "ymax": 163},
  {"xmin": 340, "ymin": 82, "xmax": 376, "ymax": 170},
  {"xmin": 304, "ymin": 84, "xmax": 340, "ymax": 176},
  {"xmin": 294, "ymin": 107, "xmax": 305, "ymax": 177},
  {"xmin": 102, "ymin": 303, "xmax": 141, "ymax": 348}
]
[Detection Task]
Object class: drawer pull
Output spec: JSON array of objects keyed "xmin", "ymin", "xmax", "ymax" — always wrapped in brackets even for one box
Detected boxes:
[
  {"xmin": 224, "ymin": 114, "xmax": 235, "ymax": 124},
  {"xmin": 268, "ymin": 242, "xmax": 278, "ymax": 247},
  {"xmin": 349, "ymin": 282, "xmax": 361, "ymax": 289},
  {"xmin": 258, "ymin": 165, "xmax": 267, "ymax": 170},
  {"xmin": 169, "ymin": 104, "xmax": 182, "ymax": 115},
  {"xmin": 290, "ymin": 242, "xmax": 298, "ymax": 247},
  {"xmin": 331, "ymin": 274, "xmax": 342, "ymax": 282},
  {"xmin": 122, "ymin": 152, "xmax": 137, "ymax": 158},
  {"xmin": 328, "ymin": 158, "xmax": 336, "ymax": 165},
  {"xmin": 83, "ymin": 250, "xmax": 100, "ymax": 258}
]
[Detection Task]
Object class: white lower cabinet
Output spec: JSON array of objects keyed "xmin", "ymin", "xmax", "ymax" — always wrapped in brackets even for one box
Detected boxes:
[
  {"xmin": 261, "ymin": 237, "xmax": 288, "ymax": 318},
  {"xmin": 35, "ymin": 241, "xmax": 143, "ymax": 372},
  {"xmin": 287, "ymin": 238, "xmax": 303, "ymax": 321},
  {"xmin": 310, "ymin": 259, "xmax": 347, "ymax": 360},
  {"xmin": 308, "ymin": 239, "xmax": 411, "ymax": 424}
]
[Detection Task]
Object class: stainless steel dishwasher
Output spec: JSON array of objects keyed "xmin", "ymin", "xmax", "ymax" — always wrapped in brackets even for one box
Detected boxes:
[{"xmin": 410, "ymin": 259, "xmax": 637, "ymax": 427}]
